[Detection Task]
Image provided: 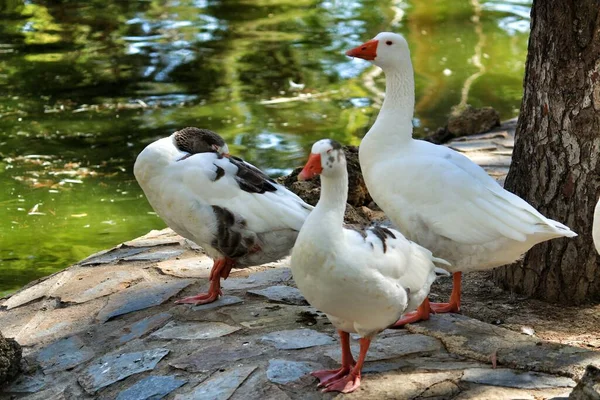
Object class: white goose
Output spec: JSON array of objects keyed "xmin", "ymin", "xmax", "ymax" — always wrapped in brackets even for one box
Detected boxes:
[
  {"xmin": 291, "ymin": 139, "xmax": 449, "ymax": 393},
  {"xmin": 346, "ymin": 33, "xmax": 577, "ymax": 325},
  {"xmin": 134, "ymin": 127, "xmax": 312, "ymax": 304}
]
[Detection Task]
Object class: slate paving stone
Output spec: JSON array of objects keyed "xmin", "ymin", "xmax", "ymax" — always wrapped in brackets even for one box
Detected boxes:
[
  {"xmin": 230, "ymin": 370, "xmax": 291, "ymax": 400},
  {"xmin": 155, "ymin": 257, "xmax": 214, "ymax": 279},
  {"xmin": 124, "ymin": 229, "xmax": 182, "ymax": 248},
  {"xmin": 448, "ymin": 141, "xmax": 498, "ymax": 152},
  {"xmin": 115, "ymin": 375, "xmax": 187, "ymax": 400},
  {"xmin": 37, "ymin": 335, "xmax": 95, "ymax": 374},
  {"xmin": 267, "ymin": 359, "xmax": 322, "ymax": 384},
  {"xmin": 124, "ymin": 249, "xmax": 185, "ymax": 262},
  {"xmin": 260, "ymin": 329, "xmax": 334, "ymax": 350},
  {"xmin": 77, "ymin": 348, "xmax": 170, "ymax": 394},
  {"xmin": 222, "ymin": 268, "xmax": 293, "ymax": 291},
  {"xmin": 55, "ymin": 267, "xmax": 145, "ymax": 304},
  {"xmin": 80, "ymin": 247, "xmax": 151, "ymax": 266},
  {"xmin": 325, "ymin": 334, "xmax": 443, "ymax": 363},
  {"xmin": 461, "ymin": 368, "xmax": 576, "ymax": 389},
  {"xmin": 405, "ymin": 313, "xmax": 600, "ymax": 379},
  {"xmin": 170, "ymin": 341, "xmax": 267, "ymax": 372},
  {"xmin": 117, "ymin": 312, "xmax": 172, "ymax": 344},
  {"xmin": 174, "ymin": 366, "xmax": 256, "ymax": 400},
  {"xmin": 96, "ymin": 280, "xmax": 193, "ymax": 322},
  {"xmin": 2, "ymin": 271, "xmax": 73, "ymax": 310},
  {"xmin": 192, "ymin": 295, "xmax": 243, "ymax": 311},
  {"xmin": 6, "ymin": 371, "xmax": 47, "ymax": 393},
  {"xmin": 247, "ymin": 285, "xmax": 308, "ymax": 306},
  {"xmin": 150, "ymin": 321, "xmax": 240, "ymax": 340}
]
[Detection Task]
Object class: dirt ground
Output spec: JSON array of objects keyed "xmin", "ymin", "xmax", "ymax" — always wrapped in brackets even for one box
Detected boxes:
[{"xmin": 429, "ymin": 271, "xmax": 600, "ymax": 349}]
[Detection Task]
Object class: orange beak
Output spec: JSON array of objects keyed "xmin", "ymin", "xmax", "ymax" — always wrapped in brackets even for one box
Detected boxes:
[
  {"xmin": 345, "ymin": 39, "xmax": 378, "ymax": 61},
  {"xmin": 298, "ymin": 154, "xmax": 322, "ymax": 181}
]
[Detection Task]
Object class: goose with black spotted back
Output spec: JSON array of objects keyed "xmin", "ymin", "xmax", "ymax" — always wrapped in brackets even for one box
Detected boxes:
[
  {"xmin": 290, "ymin": 139, "xmax": 449, "ymax": 393},
  {"xmin": 346, "ymin": 33, "xmax": 577, "ymax": 325},
  {"xmin": 134, "ymin": 127, "xmax": 313, "ymax": 305}
]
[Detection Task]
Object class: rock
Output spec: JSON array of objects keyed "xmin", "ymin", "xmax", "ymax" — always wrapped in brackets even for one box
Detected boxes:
[
  {"xmin": 1, "ymin": 271, "xmax": 73, "ymax": 309},
  {"xmin": 155, "ymin": 257, "xmax": 213, "ymax": 279},
  {"xmin": 418, "ymin": 380, "xmax": 461, "ymax": 398},
  {"xmin": 462, "ymin": 368, "xmax": 576, "ymax": 389},
  {"xmin": 96, "ymin": 279, "xmax": 193, "ymax": 322},
  {"xmin": 276, "ymin": 145, "xmax": 372, "ymax": 207},
  {"xmin": 116, "ymin": 375, "xmax": 187, "ymax": 400},
  {"xmin": 230, "ymin": 369, "xmax": 291, "ymax": 400},
  {"xmin": 447, "ymin": 105, "xmax": 501, "ymax": 136},
  {"xmin": 0, "ymin": 331, "xmax": 22, "ymax": 387},
  {"xmin": 222, "ymin": 268, "xmax": 293, "ymax": 291},
  {"xmin": 124, "ymin": 249, "xmax": 185, "ymax": 262},
  {"xmin": 424, "ymin": 127, "xmax": 456, "ymax": 144},
  {"xmin": 36, "ymin": 335, "xmax": 94, "ymax": 374},
  {"xmin": 247, "ymin": 286, "xmax": 308, "ymax": 306},
  {"xmin": 124, "ymin": 228, "xmax": 182, "ymax": 247},
  {"xmin": 174, "ymin": 365, "xmax": 256, "ymax": 400},
  {"xmin": 569, "ymin": 365, "xmax": 600, "ymax": 400},
  {"xmin": 79, "ymin": 246, "xmax": 151, "ymax": 266},
  {"xmin": 405, "ymin": 313, "xmax": 600, "ymax": 380},
  {"xmin": 267, "ymin": 359, "xmax": 322, "ymax": 384},
  {"xmin": 325, "ymin": 334, "xmax": 443, "ymax": 363},
  {"xmin": 192, "ymin": 295, "xmax": 244, "ymax": 311},
  {"xmin": 150, "ymin": 321, "xmax": 240, "ymax": 340},
  {"xmin": 260, "ymin": 329, "xmax": 334, "ymax": 350},
  {"xmin": 5, "ymin": 371, "xmax": 46, "ymax": 393},
  {"xmin": 448, "ymin": 140, "xmax": 498, "ymax": 153},
  {"xmin": 170, "ymin": 341, "xmax": 266, "ymax": 372},
  {"xmin": 117, "ymin": 312, "xmax": 172, "ymax": 344},
  {"xmin": 77, "ymin": 348, "xmax": 170, "ymax": 394}
]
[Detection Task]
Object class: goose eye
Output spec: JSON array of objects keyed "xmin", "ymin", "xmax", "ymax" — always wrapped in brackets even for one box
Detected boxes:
[{"xmin": 386, "ymin": 40, "xmax": 393, "ymax": 46}]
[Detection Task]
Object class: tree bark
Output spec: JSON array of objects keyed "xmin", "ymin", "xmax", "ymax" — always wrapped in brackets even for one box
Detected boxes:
[{"xmin": 492, "ymin": 0, "xmax": 600, "ymax": 304}]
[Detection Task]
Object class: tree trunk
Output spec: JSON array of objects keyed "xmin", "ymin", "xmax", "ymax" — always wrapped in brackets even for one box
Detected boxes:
[{"xmin": 492, "ymin": 0, "xmax": 600, "ymax": 304}]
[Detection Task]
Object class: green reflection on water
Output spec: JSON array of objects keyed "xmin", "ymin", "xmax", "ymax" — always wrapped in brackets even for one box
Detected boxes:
[{"xmin": 0, "ymin": 0, "xmax": 531, "ymax": 295}]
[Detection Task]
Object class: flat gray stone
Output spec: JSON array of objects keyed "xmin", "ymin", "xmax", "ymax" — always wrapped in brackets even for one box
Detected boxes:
[
  {"xmin": 192, "ymin": 295, "xmax": 243, "ymax": 311},
  {"xmin": 569, "ymin": 365, "xmax": 600, "ymax": 400},
  {"xmin": 6, "ymin": 372, "xmax": 47, "ymax": 393},
  {"xmin": 124, "ymin": 249, "xmax": 185, "ymax": 262},
  {"xmin": 155, "ymin": 257, "xmax": 214, "ymax": 279},
  {"xmin": 151, "ymin": 321, "xmax": 240, "ymax": 340},
  {"xmin": 493, "ymin": 138, "xmax": 515, "ymax": 148},
  {"xmin": 174, "ymin": 366, "xmax": 256, "ymax": 400},
  {"xmin": 2, "ymin": 271, "xmax": 72, "ymax": 309},
  {"xmin": 78, "ymin": 348, "xmax": 169, "ymax": 394},
  {"xmin": 405, "ymin": 314, "xmax": 600, "ymax": 379},
  {"xmin": 449, "ymin": 140, "xmax": 498, "ymax": 152},
  {"xmin": 118, "ymin": 312, "xmax": 172, "ymax": 344},
  {"xmin": 80, "ymin": 247, "xmax": 151, "ymax": 266},
  {"xmin": 325, "ymin": 334, "xmax": 443, "ymax": 363},
  {"xmin": 96, "ymin": 280, "xmax": 193, "ymax": 322},
  {"xmin": 37, "ymin": 335, "xmax": 95, "ymax": 374},
  {"xmin": 462, "ymin": 368, "xmax": 576, "ymax": 389},
  {"xmin": 247, "ymin": 285, "xmax": 308, "ymax": 306},
  {"xmin": 55, "ymin": 267, "xmax": 146, "ymax": 304},
  {"xmin": 260, "ymin": 329, "xmax": 334, "ymax": 350},
  {"xmin": 116, "ymin": 375, "xmax": 187, "ymax": 400},
  {"xmin": 170, "ymin": 341, "xmax": 266, "ymax": 372},
  {"xmin": 267, "ymin": 359, "xmax": 321, "ymax": 384},
  {"xmin": 223, "ymin": 268, "xmax": 293, "ymax": 290}
]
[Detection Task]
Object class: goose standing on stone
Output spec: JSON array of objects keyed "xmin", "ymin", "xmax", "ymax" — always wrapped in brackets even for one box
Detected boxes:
[
  {"xmin": 134, "ymin": 127, "xmax": 313, "ymax": 305},
  {"xmin": 346, "ymin": 33, "xmax": 577, "ymax": 325},
  {"xmin": 291, "ymin": 139, "xmax": 449, "ymax": 393}
]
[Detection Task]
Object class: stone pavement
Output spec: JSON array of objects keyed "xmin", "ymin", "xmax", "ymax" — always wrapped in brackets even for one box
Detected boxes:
[{"xmin": 2, "ymin": 119, "xmax": 598, "ymax": 399}]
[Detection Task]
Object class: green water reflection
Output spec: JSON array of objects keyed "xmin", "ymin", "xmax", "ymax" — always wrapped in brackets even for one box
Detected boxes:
[{"xmin": 0, "ymin": 0, "xmax": 531, "ymax": 295}]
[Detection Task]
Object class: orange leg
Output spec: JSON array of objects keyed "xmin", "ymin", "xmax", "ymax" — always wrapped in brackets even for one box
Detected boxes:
[
  {"xmin": 391, "ymin": 297, "xmax": 432, "ymax": 328},
  {"xmin": 430, "ymin": 272, "xmax": 462, "ymax": 313},
  {"xmin": 175, "ymin": 258, "xmax": 235, "ymax": 305},
  {"xmin": 322, "ymin": 337, "xmax": 371, "ymax": 393},
  {"xmin": 312, "ymin": 331, "xmax": 355, "ymax": 386}
]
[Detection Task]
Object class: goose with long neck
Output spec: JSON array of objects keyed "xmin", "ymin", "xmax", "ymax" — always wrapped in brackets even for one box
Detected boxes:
[
  {"xmin": 291, "ymin": 139, "xmax": 449, "ymax": 393},
  {"xmin": 134, "ymin": 127, "xmax": 312, "ymax": 305},
  {"xmin": 347, "ymin": 32, "xmax": 577, "ymax": 325}
]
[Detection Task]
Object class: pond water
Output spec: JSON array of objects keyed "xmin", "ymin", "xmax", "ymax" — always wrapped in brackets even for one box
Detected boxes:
[{"xmin": 0, "ymin": 0, "xmax": 531, "ymax": 296}]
